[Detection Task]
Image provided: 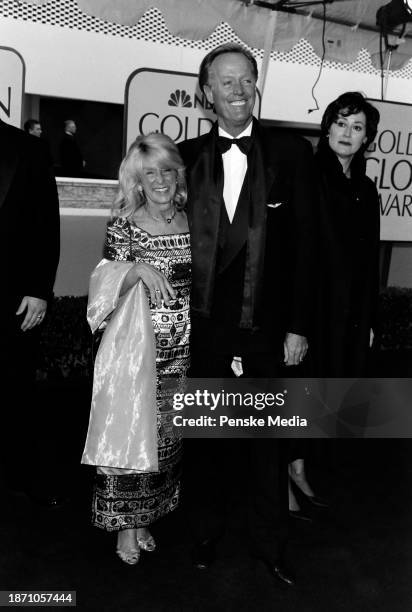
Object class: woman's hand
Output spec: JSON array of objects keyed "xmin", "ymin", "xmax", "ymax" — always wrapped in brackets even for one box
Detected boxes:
[{"xmin": 132, "ymin": 262, "xmax": 176, "ymax": 307}]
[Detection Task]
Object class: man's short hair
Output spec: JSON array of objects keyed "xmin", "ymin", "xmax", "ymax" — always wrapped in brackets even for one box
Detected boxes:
[
  {"xmin": 24, "ymin": 119, "xmax": 40, "ymax": 133},
  {"xmin": 198, "ymin": 43, "xmax": 258, "ymax": 94}
]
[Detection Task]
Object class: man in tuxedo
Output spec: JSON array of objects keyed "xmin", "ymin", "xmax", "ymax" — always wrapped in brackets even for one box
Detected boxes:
[
  {"xmin": 23, "ymin": 118, "xmax": 42, "ymax": 137},
  {"xmin": 0, "ymin": 119, "xmax": 60, "ymax": 505},
  {"xmin": 179, "ymin": 43, "xmax": 317, "ymax": 586},
  {"xmin": 24, "ymin": 118, "xmax": 54, "ymax": 169}
]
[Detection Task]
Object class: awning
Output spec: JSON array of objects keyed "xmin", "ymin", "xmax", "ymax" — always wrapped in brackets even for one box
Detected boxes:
[{"xmin": 23, "ymin": 0, "xmax": 412, "ymax": 70}]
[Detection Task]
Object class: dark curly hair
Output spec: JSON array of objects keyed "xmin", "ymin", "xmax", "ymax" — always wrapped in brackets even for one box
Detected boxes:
[{"xmin": 321, "ymin": 92, "xmax": 380, "ymax": 150}]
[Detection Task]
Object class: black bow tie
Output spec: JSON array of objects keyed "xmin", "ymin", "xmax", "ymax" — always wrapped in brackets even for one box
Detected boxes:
[{"xmin": 217, "ymin": 135, "xmax": 253, "ymax": 155}]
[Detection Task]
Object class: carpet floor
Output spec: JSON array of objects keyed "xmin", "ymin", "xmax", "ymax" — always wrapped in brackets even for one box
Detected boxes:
[{"xmin": 1, "ymin": 381, "xmax": 411, "ymax": 612}]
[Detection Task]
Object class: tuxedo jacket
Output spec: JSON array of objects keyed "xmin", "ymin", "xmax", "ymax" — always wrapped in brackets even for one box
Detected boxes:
[
  {"xmin": 0, "ymin": 120, "xmax": 60, "ymax": 314},
  {"xmin": 179, "ymin": 119, "xmax": 317, "ymax": 353}
]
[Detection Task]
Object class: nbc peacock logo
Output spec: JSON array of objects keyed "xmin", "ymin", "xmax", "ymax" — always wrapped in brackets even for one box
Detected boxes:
[{"xmin": 168, "ymin": 89, "xmax": 192, "ymax": 108}]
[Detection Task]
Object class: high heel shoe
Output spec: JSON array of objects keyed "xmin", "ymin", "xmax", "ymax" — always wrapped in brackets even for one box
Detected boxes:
[
  {"xmin": 116, "ymin": 545, "xmax": 141, "ymax": 565},
  {"xmin": 136, "ymin": 533, "xmax": 156, "ymax": 552},
  {"xmin": 290, "ymin": 478, "xmax": 329, "ymax": 508},
  {"xmin": 289, "ymin": 509, "xmax": 312, "ymax": 522},
  {"xmin": 300, "ymin": 493, "xmax": 329, "ymax": 508}
]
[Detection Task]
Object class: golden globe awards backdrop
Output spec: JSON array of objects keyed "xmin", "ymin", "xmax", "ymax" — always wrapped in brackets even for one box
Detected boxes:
[
  {"xmin": 366, "ymin": 99, "xmax": 412, "ymax": 242},
  {"xmin": 0, "ymin": 47, "xmax": 25, "ymax": 127},
  {"xmin": 124, "ymin": 68, "xmax": 261, "ymax": 152}
]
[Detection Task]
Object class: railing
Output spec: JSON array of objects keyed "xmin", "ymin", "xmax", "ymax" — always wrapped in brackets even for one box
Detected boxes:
[{"xmin": 56, "ymin": 177, "xmax": 117, "ymax": 210}]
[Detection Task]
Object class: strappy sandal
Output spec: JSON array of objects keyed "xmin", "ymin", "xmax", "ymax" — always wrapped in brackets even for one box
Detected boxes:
[
  {"xmin": 136, "ymin": 533, "xmax": 156, "ymax": 552},
  {"xmin": 116, "ymin": 545, "xmax": 141, "ymax": 565}
]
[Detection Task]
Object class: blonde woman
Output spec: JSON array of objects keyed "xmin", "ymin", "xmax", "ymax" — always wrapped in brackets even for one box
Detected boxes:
[{"xmin": 82, "ymin": 133, "xmax": 190, "ymax": 565}]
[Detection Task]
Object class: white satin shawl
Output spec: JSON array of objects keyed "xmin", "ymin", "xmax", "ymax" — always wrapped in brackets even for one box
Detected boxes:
[{"xmin": 81, "ymin": 259, "xmax": 158, "ymax": 472}]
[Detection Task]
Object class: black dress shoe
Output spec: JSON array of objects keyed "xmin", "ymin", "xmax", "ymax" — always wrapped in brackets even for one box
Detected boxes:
[
  {"xmin": 257, "ymin": 558, "xmax": 296, "ymax": 588},
  {"xmin": 25, "ymin": 491, "xmax": 67, "ymax": 508},
  {"xmin": 191, "ymin": 539, "xmax": 216, "ymax": 570},
  {"xmin": 289, "ymin": 509, "xmax": 312, "ymax": 522}
]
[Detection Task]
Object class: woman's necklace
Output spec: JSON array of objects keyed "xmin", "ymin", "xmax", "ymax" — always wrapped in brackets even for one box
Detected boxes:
[{"xmin": 144, "ymin": 205, "xmax": 177, "ymax": 224}]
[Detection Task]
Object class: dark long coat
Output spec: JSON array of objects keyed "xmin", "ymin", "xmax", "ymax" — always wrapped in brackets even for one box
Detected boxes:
[
  {"xmin": 0, "ymin": 118, "xmax": 60, "ymax": 388},
  {"xmin": 0, "ymin": 120, "xmax": 60, "ymax": 313},
  {"xmin": 314, "ymin": 139, "xmax": 380, "ymax": 376},
  {"xmin": 0, "ymin": 120, "xmax": 60, "ymax": 476}
]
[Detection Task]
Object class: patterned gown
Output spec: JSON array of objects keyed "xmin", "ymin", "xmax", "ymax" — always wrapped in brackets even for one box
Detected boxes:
[{"xmin": 93, "ymin": 217, "xmax": 191, "ymax": 531}]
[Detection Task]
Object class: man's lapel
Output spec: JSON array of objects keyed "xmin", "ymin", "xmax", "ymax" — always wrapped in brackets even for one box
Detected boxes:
[
  {"xmin": 187, "ymin": 119, "xmax": 282, "ymax": 320},
  {"xmin": 188, "ymin": 123, "xmax": 222, "ymax": 214},
  {"xmin": 0, "ymin": 122, "xmax": 19, "ymax": 210},
  {"xmin": 188, "ymin": 123, "xmax": 224, "ymax": 315},
  {"xmin": 252, "ymin": 118, "xmax": 280, "ymax": 200},
  {"xmin": 238, "ymin": 119, "xmax": 282, "ymax": 328}
]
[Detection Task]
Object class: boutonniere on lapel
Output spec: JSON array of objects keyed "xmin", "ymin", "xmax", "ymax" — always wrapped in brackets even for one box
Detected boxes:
[{"xmin": 267, "ymin": 202, "xmax": 284, "ymax": 209}]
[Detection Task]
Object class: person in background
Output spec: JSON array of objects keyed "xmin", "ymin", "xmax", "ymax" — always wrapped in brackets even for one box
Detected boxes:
[
  {"xmin": 0, "ymin": 118, "xmax": 60, "ymax": 506},
  {"xmin": 24, "ymin": 118, "xmax": 54, "ymax": 168},
  {"xmin": 24, "ymin": 118, "xmax": 42, "ymax": 137},
  {"xmin": 82, "ymin": 132, "xmax": 190, "ymax": 566},
  {"xmin": 315, "ymin": 91, "xmax": 380, "ymax": 376},
  {"xmin": 288, "ymin": 444, "xmax": 328, "ymax": 522},
  {"xmin": 288, "ymin": 93, "xmax": 381, "ymax": 509},
  {"xmin": 59, "ymin": 119, "xmax": 85, "ymax": 176}
]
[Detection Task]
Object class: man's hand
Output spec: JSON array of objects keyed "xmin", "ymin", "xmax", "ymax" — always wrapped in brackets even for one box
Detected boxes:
[
  {"xmin": 16, "ymin": 296, "xmax": 47, "ymax": 331},
  {"xmin": 283, "ymin": 332, "xmax": 308, "ymax": 366}
]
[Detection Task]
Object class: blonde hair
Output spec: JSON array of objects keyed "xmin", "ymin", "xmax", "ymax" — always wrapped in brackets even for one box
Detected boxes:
[{"xmin": 112, "ymin": 132, "xmax": 187, "ymax": 218}]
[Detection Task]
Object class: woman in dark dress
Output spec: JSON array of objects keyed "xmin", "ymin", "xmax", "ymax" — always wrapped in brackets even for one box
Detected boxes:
[
  {"xmin": 288, "ymin": 93, "xmax": 380, "ymax": 512},
  {"xmin": 315, "ymin": 91, "xmax": 380, "ymax": 376}
]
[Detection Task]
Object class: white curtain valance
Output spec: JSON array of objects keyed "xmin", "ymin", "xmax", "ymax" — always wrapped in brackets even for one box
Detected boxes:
[{"xmin": 22, "ymin": 0, "xmax": 412, "ymax": 70}]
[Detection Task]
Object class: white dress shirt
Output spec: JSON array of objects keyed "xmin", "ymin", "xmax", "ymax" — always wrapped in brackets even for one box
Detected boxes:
[{"xmin": 219, "ymin": 122, "xmax": 253, "ymax": 223}]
